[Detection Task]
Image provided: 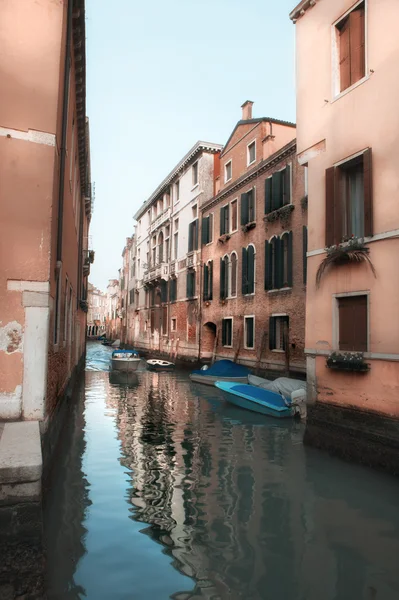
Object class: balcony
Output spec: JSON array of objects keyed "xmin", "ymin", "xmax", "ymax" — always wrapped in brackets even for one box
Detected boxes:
[
  {"xmin": 187, "ymin": 252, "xmax": 197, "ymax": 267},
  {"xmin": 143, "ymin": 262, "xmax": 169, "ymax": 284},
  {"xmin": 149, "ymin": 208, "xmax": 171, "ymax": 234}
]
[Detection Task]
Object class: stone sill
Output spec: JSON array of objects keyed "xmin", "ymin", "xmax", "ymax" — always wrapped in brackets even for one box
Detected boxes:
[{"xmin": 0, "ymin": 422, "xmax": 42, "ymax": 486}]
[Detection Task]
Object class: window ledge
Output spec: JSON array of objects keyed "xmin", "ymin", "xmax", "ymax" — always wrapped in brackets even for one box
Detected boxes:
[
  {"xmin": 332, "ymin": 74, "xmax": 370, "ymax": 104},
  {"xmin": 267, "ymin": 287, "xmax": 292, "ymax": 294},
  {"xmin": 247, "ymin": 160, "xmax": 256, "ymax": 167},
  {"xmin": 223, "ymin": 345, "xmax": 233, "ymax": 349},
  {"xmin": 243, "ymin": 293, "xmax": 255, "ymax": 297},
  {"xmin": 271, "ymin": 349, "xmax": 285, "ymax": 353},
  {"xmin": 244, "ymin": 347, "xmax": 255, "ymax": 351},
  {"xmin": 191, "ymin": 183, "xmax": 199, "ymax": 191}
]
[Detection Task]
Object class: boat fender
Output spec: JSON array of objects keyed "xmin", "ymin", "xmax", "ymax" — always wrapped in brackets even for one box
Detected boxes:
[{"xmin": 201, "ymin": 365, "xmax": 209, "ymax": 371}]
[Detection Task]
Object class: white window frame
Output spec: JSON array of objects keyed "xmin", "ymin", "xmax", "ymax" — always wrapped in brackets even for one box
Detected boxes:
[
  {"xmin": 270, "ymin": 313, "xmax": 289, "ymax": 353},
  {"xmin": 228, "ymin": 251, "xmax": 238, "ymax": 298},
  {"xmin": 244, "ymin": 315, "xmax": 255, "ymax": 350},
  {"xmin": 332, "ymin": 291, "xmax": 370, "ymax": 352},
  {"xmin": 222, "ymin": 316, "xmax": 233, "ymax": 348},
  {"xmin": 192, "ymin": 161, "xmax": 199, "ymax": 188},
  {"xmin": 331, "ymin": 0, "xmax": 368, "ymax": 101},
  {"xmin": 171, "ymin": 317, "xmax": 177, "ymax": 332},
  {"xmin": 206, "ymin": 213, "xmax": 214, "ymax": 245},
  {"xmin": 230, "ymin": 198, "xmax": 238, "ymax": 233},
  {"xmin": 225, "ymin": 160, "xmax": 232, "ymax": 183},
  {"xmin": 247, "ymin": 140, "xmax": 256, "ymax": 166},
  {"xmin": 175, "ymin": 180, "xmax": 180, "ymax": 202}
]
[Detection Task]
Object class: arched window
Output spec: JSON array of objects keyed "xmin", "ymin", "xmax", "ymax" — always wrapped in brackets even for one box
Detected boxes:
[
  {"xmin": 281, "ymin": 232, "xmax": 292, "ymax": 288},
  {"xmin": 230, "ymin": 252, "xmax": 237, "ymax": 297},
  {"xmin": 220, "ymin": 255, "xmax": 229, "ymax": 299},
  {"xmin": 241, "ymin": 244, "xmax": 255, "ymax": 295},
  {"xmin": 265, "ymin": 233, "xmax": 292, "ymax": 290},
  {"xmin": 151, "ymin": 236, "xmax": 157, "ymax": 267},
  {"xmin": 203, "ymin": 260, "xmax": 213, "ymax": 301},
  {"xmin": 158, "ymin": 231, "xmax": 164, "ymax": 264}
]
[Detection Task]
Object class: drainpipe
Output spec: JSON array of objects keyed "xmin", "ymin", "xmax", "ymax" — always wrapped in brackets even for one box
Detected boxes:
[{"xmin": 56, "ymin": 0, "xmax": 73, "ymax": 266}]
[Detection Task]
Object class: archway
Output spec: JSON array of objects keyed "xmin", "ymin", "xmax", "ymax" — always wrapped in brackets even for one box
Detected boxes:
[{"xmin": 201, "ymin": 321, "xmax": 217, "ymax": 359}]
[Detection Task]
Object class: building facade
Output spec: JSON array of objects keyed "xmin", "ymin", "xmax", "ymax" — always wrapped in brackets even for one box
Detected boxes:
[
  {"xmin": 131, "ymin": 141, "xmax": 222, "ymax": 359},
  {"xmin": 291, "ymin": 0, "xmax": 399, "ymax": 471},
  {"xmin": 200, "ymin": 102, "xmax": 307, "ymax": 374},
  {"xmin": 87, "ymin": 283, "xmax": 107, "ymax": 337},
  {"xmin": 106, "ymin": 279, "xmax": 120, "ymax": 341}
]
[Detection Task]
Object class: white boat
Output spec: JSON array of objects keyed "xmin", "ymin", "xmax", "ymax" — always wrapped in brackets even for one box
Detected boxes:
[
  {"xmin": 146, "ymin": 359, "xmax": 175, "ymax": 371},
  {"xmin": 111, "ymin": 349, "xmax": 141, "ymax": 372}
]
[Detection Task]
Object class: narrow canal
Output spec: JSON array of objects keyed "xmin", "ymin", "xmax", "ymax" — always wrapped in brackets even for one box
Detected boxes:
[{"xmin": 44, "ymin": 342, "xmax": 399, "ymax": 600}]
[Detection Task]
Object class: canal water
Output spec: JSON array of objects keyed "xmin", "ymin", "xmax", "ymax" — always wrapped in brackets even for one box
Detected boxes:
[{"xmin": 44, "ymin": 342, "xmax": 399, "ymax": 600}]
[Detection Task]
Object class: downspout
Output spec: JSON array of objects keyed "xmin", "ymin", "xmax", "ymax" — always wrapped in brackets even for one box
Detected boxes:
[
  {"xmin": 197, "ymin": 219, "xmax": 203, "ymax": 362},
  {"xmin": 56, "ymin": 0, "xmax": 73, "ymax": 265}
]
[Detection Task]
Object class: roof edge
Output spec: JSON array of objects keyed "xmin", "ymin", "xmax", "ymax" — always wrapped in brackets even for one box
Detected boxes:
[{"xmin": 289, "ymin": 0, "xmax": 318, "ymax": 22}]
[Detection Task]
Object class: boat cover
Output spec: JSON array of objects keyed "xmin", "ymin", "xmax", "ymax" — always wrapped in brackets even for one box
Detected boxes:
[
  {"xmin": 112, "ymin": 349, "xmax": 140, "ymax": 357},
  {"xmin": 248, "ymin": 375, "xmax": 306, "ymax": 398},
  {"xmin": 191, "ymin": 359, "xmax": 250, "ymax": 378},
  {"xmin": 216, "ymin": 382, "xmax": 289, "ymax": 411}
]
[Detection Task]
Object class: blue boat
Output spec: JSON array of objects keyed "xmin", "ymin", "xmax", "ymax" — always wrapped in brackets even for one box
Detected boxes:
[
  {"xmin": 215, "ymin": 381, "xmax": 298, "ymax": 419},
  {"xmin": 189, "ymin": 359, "xmax": 250, "ymax": 387}
]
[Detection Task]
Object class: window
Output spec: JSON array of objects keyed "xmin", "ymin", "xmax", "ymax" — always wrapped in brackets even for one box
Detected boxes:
[
  {"xmin": 247, "ymin": 141, "xmax": 256, "ymax": 165},
  {"xmin": 264, "ymin": 165, "xmax": 291, "ymax": 213},
  {"xmin": 325, "ymin": 148, "xmax": 372, "ymax": 245},
  {"xmin": 188, "ymin": 219, "xmax": 198, "ymax": 252},
  {"xmin": 192, "ymin": 204, "xmax": 198, "ymax": 219},
  {"xmin": 269, "ymin": 316, "xmax": 289, "ymax": 351},
  {"xmin": 186, "ymin": 270, "xmax": 196, "ymax": 298},
  {"xmin": 158, "ymin": 232, "xmax": 164, "ymax": 263},
  {"xmin": 241, "ymin": 245, "xmax": 255, "ymax": 295},
  {"xmin": 230, "ymin": 252, "xmax": 237, "ymax": 297},
  {"xmin": 202, "ymin": 214, "xmax": 213, "ymax": 245},
  {"xmin": 174, "ymin": 233, "xmax": 178, "ymax": 260},
  {"xmin": 241, "ymin": 188, "xmax": 255, "ymax": 226},
  {"xmin": 244, "ymin": 316, "xmax": 255, "ymax": 349},
  {"xmin": 303, "ymin": 226, "xmax": 308, "ymax": 285},
  {"xmin": 335, "ymin": 2, "xmax": 365, "ymax": 93},
  {"xmin": 203, "ymin": 261, "xmax": 213, "ymax": 301},
  {"xmin": 162, "ymin": 306, "xmax": 168, "ymax": 335},
  {"xmin": 220, "ymin": 255, "xmax": 229, "ymax": 300},
  {"xmin": 220, "ymin": 204, "xmax": 230, "ymax": 235},
  {"xmin": 265, "ymin": 233, "xmax": 293, "ymax": 290},
  {"xmin": 175, "ymin": 180, "xmax": 180, "ymax": 201},
  {"xmin": 161, "ymin": 279, "xmax": 168, "ymax": 302},
  {"xmin": 225, "ymin": 160, "xmax": 232, "ymax": 183},
  {"xmin": 231, "ymin": 200, "xmax": 238, "ymax": 232},
  {"xmin": 222, "ymin": 318, "xmax": 233, "ymax": 347},
  {"xmin": 129, "ymin": 289, "xmax": 135, "ymax": 304},
  {"xmin": 192, "ymin": 161, "xmax": 199, "ymax": 186},
  {"xmin": 171, "ymin": 318, "xmax": 177, "ymax": 332},
  {"xmin": 338, "ymin": 295, "xmax": 367, "ymax": 351},
  {"xmin": 169, "ymin": 277, "xmax": 177, "ymax": 302}
]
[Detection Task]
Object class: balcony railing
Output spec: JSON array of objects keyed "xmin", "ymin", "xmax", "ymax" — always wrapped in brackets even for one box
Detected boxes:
[
  {"xmin": 149, "ymin": 208, "xmax": 171, "ymax": 234},
  {"xmin": 143, "ymin": 263, "xmax": 169, "ymax": 283}
]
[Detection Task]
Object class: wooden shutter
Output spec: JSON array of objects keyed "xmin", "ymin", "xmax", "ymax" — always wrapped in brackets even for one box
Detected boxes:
[
  {"xmin": 186, "ymin": 272, "xmax": 190, "ymax": 298},
  {"xmin": 209, "ymin": 261, "xmax": 213, "ymax": 300},
  {"xmin": 203, "ymin": 264, "xmax": 208, "ymax": 300},
  {"xmin": 338, "ymin": 295, "xmax": 367, "ymax": 351},
  {"xmin": 302, "ymin": 226, "xmax": 308, "ymax": 285},
  {"xmin": 247, "ymin": 246, "xmax": 255, "ymax": 294},
  {"xmin": 192, "ymin": 272, "xmax": 196, "ymax": 296},
  {"xmin": 287, "ymin": 231, "xmax": 293, "ymax": 287},
  {"xmin": 283, "ymin": 165, "xmax": 291, "ymax": 205},
  {"xmin": 269, "ymin": 317, "xmax": 276, "ymax": 350},
  {"xmin": 225, "ymin": 205, "xmax": 230, "ymax": 234},
  {"xmin": 241, "ymin": 247, "xmax": 247, "ymax": 295},
  {"xmin": 363, "ymin": 148, "xmax": 373, "ymax": 236},
  {"xmin": 265, "ymin": 177, "xmax": 272, "ymax": 214},
  {"xmin": 325, "ymin": 167, "xmax": 336, "ymax": 247},
  {"xmin": 188, "ymin": 222, "xmax": 193, "ymax": 252},
  {"xmin": 220, "ymin": 207, "xmax": 225, "ymax": 235},
  {"xmin": 194, "ymin": 219, "xmax": 199, "ymax": 250},
  {"xmin": 272, "ymin": 171, "xmax": 283, "ymax": 210},
  {"xmin": 241, "ymin": 193, "xmax": 249, "ymax": 225},
  {"xmin": 339, "ymin": 17, "xmax": 351, "ymax": 92},
  {"xmin": 274, "ymin": 237, "xmax": 283, "ymax": 289},
  {"xmin": 264, "ymin": 241, "xmax": 272, "ymax": 290},
  {"xmin": 161, "ymin": 280, "xmax": 167, "ymax": 302},
  {"xmin": 220, "ymin": 258, "xmax": 226, "ymax": 299},
  {"xmin": 350, "ymin": 5, "xmax": 365, "ymax": 85},
  {"xmin": 201, "ymin": 217, "xmax": 208, "ymax": 245}
]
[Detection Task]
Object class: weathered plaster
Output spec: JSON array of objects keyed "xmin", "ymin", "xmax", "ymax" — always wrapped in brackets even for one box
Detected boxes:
[
  {"xmin": 0, "ymin": 321, "xmax": 23, "ymax": 354},
  {"xmin": 0, "ymin": 385, "xmax": 22, "ymax": 420}
]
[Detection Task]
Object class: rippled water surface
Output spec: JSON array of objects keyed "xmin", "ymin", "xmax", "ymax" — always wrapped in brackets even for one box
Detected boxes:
[{"xmin": 44, "ymin": 342, "xmax": 399, "ymax": 599}]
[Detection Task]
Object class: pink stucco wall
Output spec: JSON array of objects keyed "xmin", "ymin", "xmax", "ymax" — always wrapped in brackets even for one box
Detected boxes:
[{"xmin": 294, "ymin": 0, "xmax": 399, "ymax": 416}]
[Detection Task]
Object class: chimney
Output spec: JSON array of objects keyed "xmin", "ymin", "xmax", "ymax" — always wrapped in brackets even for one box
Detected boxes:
[{"xmin": 241, "ymin": 100, "xmax": 254, "ymax": 121}]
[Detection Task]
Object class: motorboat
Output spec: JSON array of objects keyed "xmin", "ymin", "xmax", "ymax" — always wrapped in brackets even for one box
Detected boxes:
[
  {"xmin": 111, "ymin": 349, "xmax": 141, "ymax": 372},
  {"xmin": 146, "ymin": 359, "xmax": 175, "ymax": 371},
  {"xmin": 215, "ymin": 381, "xmax": 304, "ymax": 419},
  {"xmin": 189, "ymin": 359, "xmax": 250, "ymax": 386},
  {"xmin": 248, "ymin": 375, "xmax": 306, "ymax": 399}
]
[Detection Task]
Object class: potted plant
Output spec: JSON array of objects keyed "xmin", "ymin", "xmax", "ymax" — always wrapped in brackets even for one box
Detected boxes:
[
  {"xmin": 316, "ymin": 236, "xmax": 376, "ymax": 287},
  {"xmin": 218, "ymin": 234, "xmax": 231, "ymax": 244},
  {"xmin": 326, "ymin": 351, "xmax": 370, "ymax": 372},
  {"xmin": 264, "ymin": 204, "xmax": 294, "ymax": 228},
  {"xmin": 241, "ymin": 221, "xmax": 256, "ymax": 233}
]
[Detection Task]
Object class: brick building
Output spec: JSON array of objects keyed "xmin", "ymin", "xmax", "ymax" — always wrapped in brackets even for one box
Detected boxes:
[
  {"xmin": 200, "ymin": 102, "xmax": 307, "ymax": 374},
  {"xmin": 132, "ymin": 141, "xmax": 222, "ymax": 359},
  {"xmin": 87, "ymin": 282, "xmax": 106, "ymax": 337}
]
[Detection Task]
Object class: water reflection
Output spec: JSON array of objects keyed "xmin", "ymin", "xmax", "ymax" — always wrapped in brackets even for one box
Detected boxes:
[{"xmin": 44, "ymin": 343, "xmax": 399, "ymax": 600}]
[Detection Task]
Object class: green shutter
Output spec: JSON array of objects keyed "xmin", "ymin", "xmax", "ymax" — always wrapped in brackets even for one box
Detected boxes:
[
  {"xmin": 283, "ymin": 165, "xmax": 291, "ymax": 205},
  {"xmin": 209, "ymin": 261, "xmax": 213, "ymax": 300},
  {"xmin": 188, "ymin": 222, "xmax": 193, "ymax": 252},
  {"xmin": 194, "ymin": 219, "xmax": 199, "ymax": 250},
  {"xmin": 192, "ymin": 272, "xmax": 196, "ymax": 296},
  {"xmin": 265, "ymin": 178, "xmax": 272, "ymax": 214},
  {"xmin": 272, "ymin": 171, "xmax": 283, "ymax": 211},
  {"xmin": 241, "ymin": 247, "xmax": 247, "ymax": 294},
  {"xmin": 203, "ymin": 264, "xmax": 208, "ymax": 300},
  {"xmin": 265, "ymin": 240, "xmax": 272, "ymax": 290},
  {"xmin": 220, "ymin": 258, "xmax": 226, "ymax": 299},
  {"xmin": 247, "ymin": 246, "xmax": 255, "ymax": 294},
  {"xmin": 240, "ymin": 193, "xmax": 249, "ymax": 225},
  {"xmin": 303, "ymin": 226, "xmax": 308, "ymax": 285},
  {"xmin": 220, "ymin": 207, "xmax": 225, "ymax": 235},
  {"xmin": 269, "ymin": 317, "xmax": 276, "ymax": 350},
  {"xmin": 275, "ymin": 237, "xmax": 283, "ymax": 289},
  {"xmin": 287, "ymin": 231, "xmax": 293, "ymax": 287},
  {"xmin": 201, "ymin": 217, "xmax": 208, "ymax": 245}
]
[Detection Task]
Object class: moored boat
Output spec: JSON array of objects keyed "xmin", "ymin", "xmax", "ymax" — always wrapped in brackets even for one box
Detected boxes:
[
  {"xmin": 215, "ymin": 381, "xmax": 302, "ymax": 419},
  {"xmin": 146, "ymin": 359, "xmax": 175, "ymax": 371},
  {"xmin": 111, "ymin": 349, "xmax": 141, "ymax": 372},
  {"xmin": 248, "ymin": 374, "xmax": 306, "ymax": 400},
  {"xmin": 189, "ymin": 359, "xmax": 250, "ymax": 386}
]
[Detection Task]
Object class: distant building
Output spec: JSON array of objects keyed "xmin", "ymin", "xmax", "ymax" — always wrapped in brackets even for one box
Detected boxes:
[
  {"xmin": 290, "ymin": 0, "xmax": 399, "ymax": 472},
  {"xmin": 200, "ymin": 102, "xmax": 307, "ymax": 373},
  {"xmin": 106, "ymin": 279, "xmax": 120, "ymax": 340},
  {"xmin": 87, "ymin": 283, "xmax": 107, "ymax": 337},
  {"xmin": 132, "ymin": 141, "xmax": 222, "ymax": 359}
]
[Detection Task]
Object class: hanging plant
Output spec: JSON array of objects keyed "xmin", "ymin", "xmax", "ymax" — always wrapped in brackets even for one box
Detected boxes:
[
  {"xmin": 264, "ymin": 204, "xmax": 294, "ymax": 228},
  {"xmin": 218, "ymin": 234, "xmax": 231, "ymax": 244},
  {"xmin": 241, "ymin": 221, "xmax": 256, "ymax": 233},
  {"xmin": 316, "ymin": 236, "xmax": 376, "ymax": 288},
  {"xmin": 326, "ymin": 351, "xmax": 370, "ymax": 372}
]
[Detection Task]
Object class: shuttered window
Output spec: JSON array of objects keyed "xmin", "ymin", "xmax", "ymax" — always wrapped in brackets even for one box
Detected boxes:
[
  {"xmin": 325, "ymin": 148, "xmax": 372, "ymax": 246},
  {"xmin": 160, "ymin": 280, "xmax": 168, "ymax": 303},
  {"xmin": 162, "ymin": 306, "xmax": 168, "ymax": 335},
  {"xmin": 169, "ymin": 277, "xmax": 177, "ymax": 302},
  {"xmin": 202, "ymin": 215, "xmax": 213, "ymax": 245},
  {"xmin": 269, "ymin": 316, "xmax": 289, "ymax": 351},
  {"xmin": 244, "ymin": 316, "xmax": 255, "ymax": 349},
  {"xmin": 203, "ymin": 261, "xmax": 213, "ymax": 301},
  {"xmin": 231, "ymin": 200, "xmax": 238, "ymax": 231},
  {"xmin": 338, "ymin": 295, "xmax": 367, "ymax": 351},
  {"xmin": 222, "ymin": 318, "xmax": 233, "ymax": 347},
  {"xmin": 220, "ymin": 205, "xmax": 230, "ymax": 235},
  {"xmin": 188, "ymin": 219, "xmax": 199, "ymax": 252},
  {"xmin": 220, "ymin": 256, "xmax": 229, "ymax": 299},
  {"xmin": 242, "ymin": 246, "xmax": 255, "ymax": 295},
  {"xmin": 241, "ymin": 189, "xmax": 256, "ymax": 225},
  {"xmin": 265, "ymin": 233, "xmax": 292, "ymax": 290},
  {"xmin": 265, "ymin": 165, "xmax": 291, "ymax": 214},
  {"xmin": 186, "ymin": 270, "xmax": 196, "ymax": 298},
  {"xmin": 230, "ymin": 253, "xmax": 237, "ymax": 297},
  {"xmin": 337, "ymin": 3, "xmax": 365, "ymax": 93}
]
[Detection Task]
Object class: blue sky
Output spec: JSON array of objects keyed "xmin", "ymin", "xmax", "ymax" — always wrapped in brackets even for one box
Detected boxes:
[{"xmin": 86, "ymin": 0, "xmax": 297, "ymax": 291}]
